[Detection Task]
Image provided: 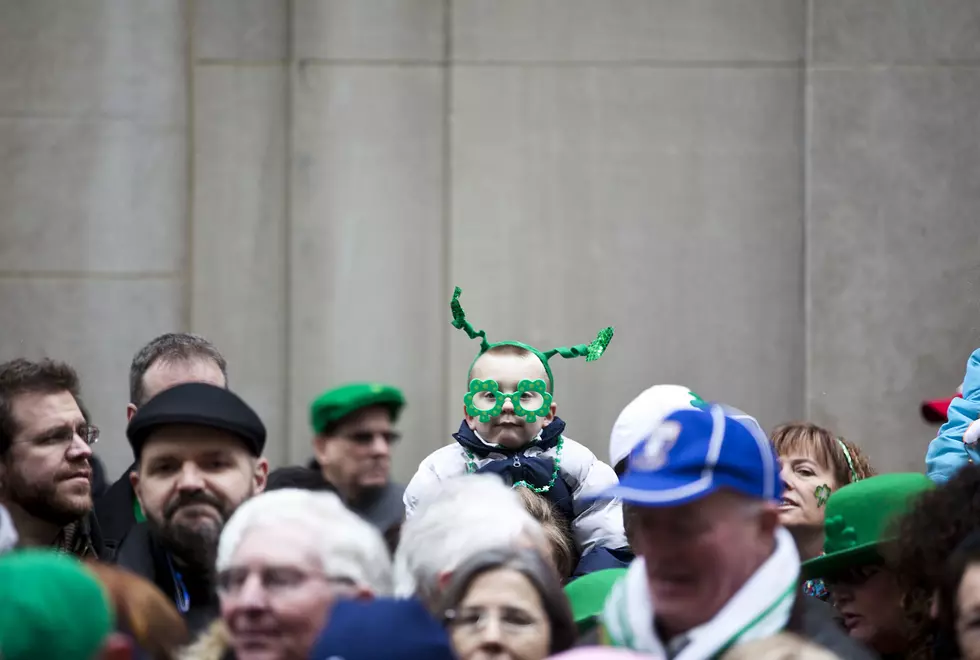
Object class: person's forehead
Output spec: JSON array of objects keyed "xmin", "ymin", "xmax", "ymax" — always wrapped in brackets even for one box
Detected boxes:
[
  {"xmin": 464, "ymin": 568, "xmax": 538, "ymax": 604},
  {"xmin": 141, "ymin": 425, "xmax": 247, "ymax": 459},
  {"xmin": 471, "ymin": 352, "xmax": 547, "ymax": 382},
  {"xmin": 232, "ymin": 523, "xmax": 322, "ymax": 568},
  {"xmin": 142, "ymin": 358, "xmax": 226, "ymax": 400},
  {"xmin": 636, "ymin": 491, "xmax": 746, "ymax": 521},
  {"xmin": 10, "ymin": 390, "xmax": 84, "ymax": 436}
]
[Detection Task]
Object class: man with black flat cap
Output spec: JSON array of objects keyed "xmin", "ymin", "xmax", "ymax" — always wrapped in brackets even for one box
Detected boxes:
[{"xmin": 114, "ymin": 382, "xmax": 269, "ymax": 637}]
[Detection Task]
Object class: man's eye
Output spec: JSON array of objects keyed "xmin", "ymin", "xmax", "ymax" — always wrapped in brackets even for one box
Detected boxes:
[{"xmin": 203, "ymin": 460, "xmax": 231, "ymax": 470}]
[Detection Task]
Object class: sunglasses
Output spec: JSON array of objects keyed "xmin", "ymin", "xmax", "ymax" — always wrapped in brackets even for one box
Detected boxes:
[
  {"xmin": 825, "ymin": 563, "xmax": 883, "ymax": 589},
  {"xmin": 341, "ymin": 431, "xmax": 401, "ymax": 445}
]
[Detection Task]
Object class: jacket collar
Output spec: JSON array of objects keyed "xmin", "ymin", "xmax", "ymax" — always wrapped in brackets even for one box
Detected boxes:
[{"xmin": 453, "ymin": 417, "xmax": 566, "ymax": 459}]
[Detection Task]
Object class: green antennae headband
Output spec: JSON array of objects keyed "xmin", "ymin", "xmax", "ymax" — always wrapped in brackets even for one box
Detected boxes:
[{"xmin": 451, "ymin": 286, "xmax": 613, "ymax": 392}]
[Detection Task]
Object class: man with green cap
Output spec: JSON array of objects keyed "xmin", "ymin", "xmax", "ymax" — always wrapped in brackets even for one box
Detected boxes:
[
  {"xmin": 309, "ymin": 382, "xmax": 407, "ymax": 536},
  {"xmin": 801, "ymin": 472, "xmax": 934, "ymax": 657}
]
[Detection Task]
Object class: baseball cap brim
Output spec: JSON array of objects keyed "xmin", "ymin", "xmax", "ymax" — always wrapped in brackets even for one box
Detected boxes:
[{"xmin": 921, "ymin": 397, "xmax": 954, "ymax": 423}]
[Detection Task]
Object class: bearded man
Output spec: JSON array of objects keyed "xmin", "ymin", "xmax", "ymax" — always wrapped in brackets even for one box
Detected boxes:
[
  {"xmin": 116, "ymin": 382, "xmax": 268, "ymax": 636},
  {"xmin": 0, "ymin": 358, "xmax": 103, "ymax": 557}
]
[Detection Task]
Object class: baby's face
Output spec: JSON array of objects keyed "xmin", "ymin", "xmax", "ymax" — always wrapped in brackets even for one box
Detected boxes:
[{"xmin": 465, "ymin": 351, "xmax": 556, "ymax": 450}]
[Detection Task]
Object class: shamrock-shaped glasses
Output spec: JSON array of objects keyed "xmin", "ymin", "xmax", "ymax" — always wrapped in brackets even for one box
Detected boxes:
[{"xmin": 464, "ymin": 379, "xmax": 553, "ymax": 423}]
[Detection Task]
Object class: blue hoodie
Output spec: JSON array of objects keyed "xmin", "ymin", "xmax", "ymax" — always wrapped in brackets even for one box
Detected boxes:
[{"xmin": 926, "ymin": 348, "xmax": 980, "ymax": 483}]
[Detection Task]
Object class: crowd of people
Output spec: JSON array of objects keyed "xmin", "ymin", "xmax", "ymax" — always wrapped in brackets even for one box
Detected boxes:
[{"xmin": 1, "ymin": 287, "xmax": 979, "ymax": 660}]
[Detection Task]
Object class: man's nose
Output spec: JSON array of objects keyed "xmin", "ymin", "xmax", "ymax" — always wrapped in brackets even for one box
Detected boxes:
[
  {"xmin": 369, "ymin": 433, "xmax": 390, "ymax": 457},
  {"xmin": 175, "ymin": 464, "xmax": 206, "ymax": 491},
  {"xmin": 66, "ymin": 432, "xmax": 93, "ymax": 461}
]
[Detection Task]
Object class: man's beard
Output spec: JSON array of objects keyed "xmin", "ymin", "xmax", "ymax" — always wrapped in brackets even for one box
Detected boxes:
[
  {"xmin": 2, "ymin": 461, "xmax": 92, "ymax": 527},
  {"xmin": 146, "ymin": 487, "xmax": 253, "ymax": 571}
]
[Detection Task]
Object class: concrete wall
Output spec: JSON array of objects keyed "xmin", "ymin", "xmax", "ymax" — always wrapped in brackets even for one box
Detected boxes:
[
  {"xmin": 0, "ymin": 1, "xmax": 976, "ymax": 481},
  {"xmin": 806, "ymin": 0, "xmax": 980, "ymax": 472}
]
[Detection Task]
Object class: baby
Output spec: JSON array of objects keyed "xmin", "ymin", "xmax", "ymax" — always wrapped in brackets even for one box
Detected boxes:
[{"xmin": 404, "ymin": 288, "xmax": 628, "ymax": 573}]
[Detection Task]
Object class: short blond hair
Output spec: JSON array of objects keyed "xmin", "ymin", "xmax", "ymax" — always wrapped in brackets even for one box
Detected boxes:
[
  {"xmin": 720, "ymin": 633, "xmax": 842, "ymax": 660},
  {"xmin": 515, "ymin": 486, "xmax": 575, "ymax": 579}
]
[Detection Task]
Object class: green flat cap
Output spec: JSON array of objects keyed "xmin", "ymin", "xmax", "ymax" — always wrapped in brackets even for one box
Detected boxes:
[
  {"xmin": 564, "ymin": 568, "xmax": 627, "ymax": 630},
  {"xmin": 802, "ymin": 473, "xmax": 933, "ymax": 581},
  {"xmin": 310, "ymin": 383, "xmax": 406, "ymax": 435},
  {"xmin": 0, "ymin": 550, "xmax": 114, "ymax": 660}
]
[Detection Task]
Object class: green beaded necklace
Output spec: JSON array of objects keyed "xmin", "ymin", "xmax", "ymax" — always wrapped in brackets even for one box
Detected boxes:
[{"xmin": 464, "ymin": 436, "xmax": 565, "ymax": 494}]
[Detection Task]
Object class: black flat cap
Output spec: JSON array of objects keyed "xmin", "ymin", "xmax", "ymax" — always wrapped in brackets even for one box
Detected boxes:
[{"xmin": 127, "ymin": 382, "xmax": 266, "ymax": 459}]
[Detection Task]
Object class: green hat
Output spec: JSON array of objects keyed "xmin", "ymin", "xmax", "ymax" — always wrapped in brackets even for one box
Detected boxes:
[
  {"xmin": 310, "ymin": 383, "xmax": 406, "ymax": 435},
  {"xmin": 0, "ymin": 550, "xmax": 114, "ymax": 660},
  {"xmin": 564, "ymin": 568, "xmax": 627, "ymax": 630},
  {"xmin": 451, "ymin": 287, "xmax": 613, "ymax": 392},
  {"xmin": 801, "ymin": 473, "xmax": 934, "ymax": 581}
]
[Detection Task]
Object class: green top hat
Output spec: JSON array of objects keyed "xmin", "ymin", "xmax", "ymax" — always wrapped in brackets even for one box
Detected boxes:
[{"xmin": 801, "ymin": 473, "xmax": 934, "ymax": 581}]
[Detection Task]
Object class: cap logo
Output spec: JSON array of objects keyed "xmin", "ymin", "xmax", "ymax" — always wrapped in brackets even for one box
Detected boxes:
[{"xmin": 633, "ymin": 420, "xmax": 682, "ymax": 471}]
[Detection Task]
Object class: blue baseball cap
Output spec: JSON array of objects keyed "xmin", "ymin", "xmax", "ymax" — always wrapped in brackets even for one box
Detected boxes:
[
  {"xmin": 308, "ymin": 597, "xmax": 456, "ymax": 660},
  {"xmin": 599, "ymin": 403, "xmax": 781, "ymax": 506}
]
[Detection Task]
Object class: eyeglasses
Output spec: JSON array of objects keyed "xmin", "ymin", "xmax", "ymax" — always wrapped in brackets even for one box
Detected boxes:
[
  {"xmin": 26, "ymin": 423, "xmax": 99, "ymax": 450},
  {"xmin": 341, "ymin": 431, "xmax": 401, "ymax": 445},
  {"xmin": 216, "ymin": 565, "xmax": 355, "ymax": 597},
  {"xmin": 826, "ymin": 564, "xmax": 883, "ymax": 589},
  {"xmin": 444, "ymin": 606, "xmax": 544, "ymax": 634}
]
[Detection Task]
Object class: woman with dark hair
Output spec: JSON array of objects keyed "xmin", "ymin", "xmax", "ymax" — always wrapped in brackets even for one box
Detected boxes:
[
  {"xmin": 936, "ymin": 531, "xmax": 980, "ymax": 660},
  {"xmin": 893, "ymin": 465, "xmax": 980, "ymax": 659},
  {"xmin": 802, "ymin": 473, "xmax": 933, "ymax": 658},
  {"xmin": 438, "ymin": 547, "xmax": 577, "ymax": 660}
]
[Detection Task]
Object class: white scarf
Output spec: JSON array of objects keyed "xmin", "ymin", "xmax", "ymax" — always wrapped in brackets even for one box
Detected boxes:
[
  {"xmin": 0, "ymin": 503, "xmax": 18, "ymax": 554},
  {"xmin": 601, "ymin": 527, "xmax": 800, "ymax": 659}
]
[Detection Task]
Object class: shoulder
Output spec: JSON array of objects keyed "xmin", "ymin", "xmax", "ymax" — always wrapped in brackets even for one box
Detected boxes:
[
  {"xmin": 554, "ymin": 436, "xmax": 619, "ymax": 487},
  {"xmin": 179, "ymin": 620, "xmax": 231, "ymax": 660},
  {"xmin": 557, "ymin": 436, "xmax": 599, "ymax": 463},
  {"xmin": 416, "ymin": 444, "xmax": 469, "ymax": 476}
]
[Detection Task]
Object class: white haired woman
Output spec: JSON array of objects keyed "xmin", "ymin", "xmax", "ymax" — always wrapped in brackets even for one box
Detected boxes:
[
  {"xmin": 181, "ymin": 488, "xmax": 392, "ymax": 660},
  {"xmin": 394, "ymin": 474, "xmax": 553, "ymax": 607}
]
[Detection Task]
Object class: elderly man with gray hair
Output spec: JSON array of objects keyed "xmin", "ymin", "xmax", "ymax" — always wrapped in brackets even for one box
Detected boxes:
[
  {"xmin": 589, "ymin": 402, "xmax": 873, "ymax": 659},
  {"xmin": 394, "ymin": 474, "xmax": 552, "ymax": 608},
  {"xmin": 182, "ymin": 488, "xmax": 392, "ymax": 660}
]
